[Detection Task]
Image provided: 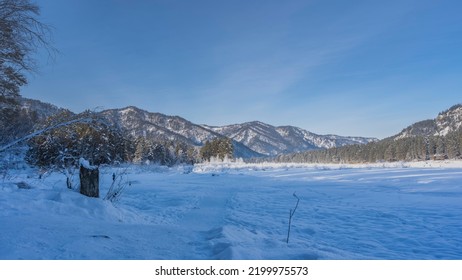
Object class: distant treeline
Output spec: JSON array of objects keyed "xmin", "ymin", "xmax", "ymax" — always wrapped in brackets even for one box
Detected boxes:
[{"xmin": 270, "ymin": 130, "xmax": 462, "ymax": 164}]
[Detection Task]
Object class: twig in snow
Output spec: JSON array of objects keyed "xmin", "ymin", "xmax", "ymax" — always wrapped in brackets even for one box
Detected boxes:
[
  {"xmin": 104, "ymin": 167, "xmax": 130, "ymax": 202},
  {"xmin": 286, "ymin": 192, "xmax": 300, "ymax": 244}
]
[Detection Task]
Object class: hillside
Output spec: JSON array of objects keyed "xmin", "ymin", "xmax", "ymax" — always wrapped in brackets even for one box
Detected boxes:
[
  {"xmin": 394, "ymin": 104, "xmax": 462, "ymax": 140},
  {"xmin": 275, "ymin": 103, "xmax": 462, "ymax": 164},
  {"xmin": 0, "ymin": 97, "xmax": 70, "ymax": 145},
  {"xmin": 98, "ymin": 106, "xmax": 374, "ymax": 157},
  {"xmin": 99, "ymin": 106, "xmax": 262, "ymax": 159}
]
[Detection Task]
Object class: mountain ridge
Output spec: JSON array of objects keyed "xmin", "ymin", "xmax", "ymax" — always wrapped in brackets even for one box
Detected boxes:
[
  {"xmin": 101, "ymin": 106, "xmax": 376, "ymax": 157},
  {"xmin": 203, "ymin": 121, "xmax": 377, "ymax": 156},
  {"xmin": 99, "ymin": 106, "xmax": 263, "ymax": 158},
  {"xmin": 394, "ymin": 104, "xmax": 462, "ymax": 140},
  {"xmin": 0, "ymin": 97, "xmax": 398, "ymax": 158}
]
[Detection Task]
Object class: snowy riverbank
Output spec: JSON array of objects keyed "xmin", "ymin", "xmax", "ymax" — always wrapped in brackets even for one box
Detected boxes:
[{"xmin": 1, "ymin": 162, "xmax": 461, "ymax": 259}]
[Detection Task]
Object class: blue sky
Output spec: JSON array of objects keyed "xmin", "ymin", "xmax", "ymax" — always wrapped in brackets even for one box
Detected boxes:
[{"xmin": 22, "ymin": 0, "xmax": 462, "ymax": 139}]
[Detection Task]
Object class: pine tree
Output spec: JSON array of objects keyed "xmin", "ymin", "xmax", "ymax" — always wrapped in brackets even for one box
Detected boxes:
[{"xmin": 200, "ymin": 138, "xmax": 234, "ymax": 161}]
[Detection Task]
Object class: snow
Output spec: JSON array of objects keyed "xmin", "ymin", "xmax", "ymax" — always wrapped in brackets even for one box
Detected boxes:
[
  {"xmin": 1, "ymin": 162, "xmax": 461, "ymax": 259},
  {"xmin": 79, "ymin": 157, "xmax": 97, "ymax": 170}
]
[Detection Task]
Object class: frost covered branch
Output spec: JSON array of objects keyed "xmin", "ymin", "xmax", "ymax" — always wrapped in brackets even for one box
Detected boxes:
[{"xmin": 0, "ymin": 116, "xmax": 92, "ymax": 152}]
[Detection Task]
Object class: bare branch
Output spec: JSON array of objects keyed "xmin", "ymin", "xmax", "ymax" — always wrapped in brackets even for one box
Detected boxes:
[{"xmin": 0, "ymin": 0, "xmax": 56, "ymax": 97}]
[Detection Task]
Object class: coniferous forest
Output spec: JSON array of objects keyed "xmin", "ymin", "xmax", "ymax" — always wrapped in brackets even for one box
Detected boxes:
[{"xmin": 272, "ymin": 130, "xmax": 462, "ymax": 164}]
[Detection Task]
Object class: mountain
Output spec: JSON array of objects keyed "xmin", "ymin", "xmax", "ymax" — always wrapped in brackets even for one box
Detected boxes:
[
  {"xmin": 99, "ymin": 107, "xmax": 376, "ymax": 158},
  {"xmin": 203, "ymin": 121, "xmax": 377, "ymax": 156},
  {"xmin": 100, "ymin": 106, "xmax": 218, "ymax": 145},
  {"xmin": 0, "ymin": 96, "xmax": 69, "ymax": 145},
  {"xmin": 394, "ymin": 104, "xmax": 462, "ymax": 140},
  {"xmin": 1, "ymin": 97, "xmax": 377, "ymax": 159},
  {"xmin": 99, "ymin": 106, "xmax": 263, "ymax": 158},
  {"xmin": 0, "ymin": 96, "xmax": 68, "ymax": 121},
  {"xmin": 19, "ymin": 97, "xmax": 70, "ymax": 120}
]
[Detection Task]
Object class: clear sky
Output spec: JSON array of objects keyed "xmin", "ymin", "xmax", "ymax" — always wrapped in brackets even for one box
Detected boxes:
[{"xmin": 22, "ymin": 0, "xmax": 462, "ymax": 139}]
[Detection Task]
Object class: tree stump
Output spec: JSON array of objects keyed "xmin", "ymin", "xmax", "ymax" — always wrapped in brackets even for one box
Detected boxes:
[{"xmin": 79, "ymin": 164, "xmax": 99, "ymax": 198}]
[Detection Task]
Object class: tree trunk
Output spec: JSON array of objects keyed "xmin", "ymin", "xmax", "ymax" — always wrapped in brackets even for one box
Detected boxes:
[{"xmin": 79, "ymin": 165, "xmax": 99, "ymax": 198}]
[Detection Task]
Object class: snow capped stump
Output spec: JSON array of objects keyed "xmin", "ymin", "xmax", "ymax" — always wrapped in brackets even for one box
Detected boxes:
[{"xmin": 79, "ymin": 158, "xmax": 99, "ymax": 198}]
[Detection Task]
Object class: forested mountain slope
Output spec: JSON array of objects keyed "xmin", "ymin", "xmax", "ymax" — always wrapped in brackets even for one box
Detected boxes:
[{"xmin": 274, "ymin": 104, "xmax": 462, "ymax": 163}]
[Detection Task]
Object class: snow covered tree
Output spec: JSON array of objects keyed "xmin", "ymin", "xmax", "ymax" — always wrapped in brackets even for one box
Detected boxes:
[
  {"xmin": 445, "ymin": 132, "xmax": 459, "ymax": 159},
  {"xmin": 173, "ymin": 142, "xmax": 196, "ymax": 164},
  {"xmin": 0, "ymin": 96, "xmax": 37, "ymax": 145},
  {"xmin": 133, "ymin": 137, "xmax": 147, "ymax": 163},
  {"xmin": 26, "ymin": 111, "xmax": 130, "ymax": 169},
  {"xmin": 132, "ymin": 136, "xmax": 197, "ymax": 166},
  {"xmin": 200, "ymin": 137, "xmax": 233, "ymax": 161},
  {"xmin": 434, "ymin": 136, "xmax": 446, "ymax": 159}
]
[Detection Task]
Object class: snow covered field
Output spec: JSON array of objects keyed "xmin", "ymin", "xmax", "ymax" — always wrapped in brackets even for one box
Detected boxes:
[{"xmin": 1, "ymin": 162, "xmax": 461, "ymax": 260}]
